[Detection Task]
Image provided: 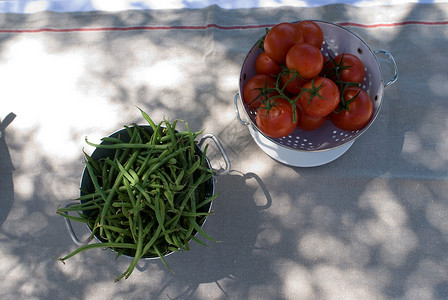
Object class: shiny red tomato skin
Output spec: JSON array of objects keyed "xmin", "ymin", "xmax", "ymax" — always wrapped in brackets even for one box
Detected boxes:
[
  {"xmin": 255, "ymin": 52, "xmax": 282, "ymax": 76},
  {"xmin": 330, "ymin": 87, "xmax": 374, "ymax": 131},
  {"xmin": 296, "ymin": 103, "xmax": 327, "ymax": 131},
  {"xmin": 325, "ymin": 53, "xmax": 365, "ymax": 84},
  {"xmin": 296, "ymin": 20, "xmax": 324, "ymax": 49},
  {"xmin": 286, "ymin": 43, "xmax": 323, "ymax": 80},
  {"xmin": 243, "ymin": 74, "xmax": 277, "ymax": 110},
  {"xmin": 264, "ymin": 23, "xmax": 304, "ymax": 64},
  {"xmin": 298, "ymin": 77, "xmax": 340, "ymax": 117},
  {"xmin": 256, "ymin": 98, "xmax": 298, "ymax": 138},
  {"xmin": 281, "ymin": 71, "xmax": 309, "ymax": 96}
]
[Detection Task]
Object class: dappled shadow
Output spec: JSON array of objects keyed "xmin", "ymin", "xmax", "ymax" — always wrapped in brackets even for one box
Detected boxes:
[{"xmin": 1, "ymin": 3, "xmax": 448, "ymax": 300}]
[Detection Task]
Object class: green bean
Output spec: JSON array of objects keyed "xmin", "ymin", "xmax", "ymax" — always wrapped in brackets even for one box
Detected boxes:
[
  {"xmin": 164, "ymin": 230, "xmax": 175, "ymax": 246},
  {"xmin": 85, "ymin": 162, "xmax": 108, "ymax": 203},
  {"xmin": 134, "ymin": 184, "xmax": 155, "ymax": 210},
  {"xmin": 179, "ymin": 210, "xmax": 214, "ymax": 217},
  {"xmin": 117, "ymin": 214, "xmax": 144, "ymax": 281},
  {"xmin": 57, "ymin": 242, "xmax": 138, "ymax": 262},
  {"xmin": 83, "ymin": 151, "xmax": 102, "ymax": 175},
  {"xmin": 75, "ymin": 186, "xmax": 126, "ymax": 202},
  {"xmin": 141, "ymin": 145, "xmax": 190, "ymax": 183},
  {"xmin": 137, "ymin": 107, "xmax": 157, "ymax": 131},
  {"xmin": 135, "ymin": 123, "xmax": 153, "ymax": 142},
  {"xmin": 57, "ymin": 202, "xmax": 99, "ymax": 213},
  {"xmin": 165, "ymin": 213, "xmax": 181, "ymax": 230},
  {"xmin": 100, "ymin": 137, "xmax": 125, "ymax": 144},
  {"xmin": 142, "ymin": 218, "xmax": 156, "ymax": 236},
  {"xmin": 141, "ymin": 223, "xmax": 163, "ymax": 256},
  {"xmin": 154, "ymin": 189, "xmax": 166, "ymax": 234},
  {"xmin": 114, "ymin": 234, "xmax": 124, "ymax": 244},
  {"xmin": 153, "ymin": 244, "xmax": 172, "ymax": 272},
  {"xmin": 189, "ymin": 235, "xmax": 207, "ymax": 246},
  {"xmin": 58, "ymin": 213, "xmax": 91, "ymax": 224},
  {"xmin": 99, "ymin": 224, "xmax": 133, "ymax": 238},
  {"xmin": 191, "ymin": 218, "xmax": 217, "ymax": 243},
  {"xmin": 171, "ymin": 233, "xmax": 185, "ymax": 250},
  {"xmin": 85, "ymin": 138, "xmax": 173, "ymax": 150},
  {"xmin": 179, "ymin": 172, "xmax": 213, "ymax": 213},
  {"xmin": 111, "ymin": 201, "xmax": 133, "ymax": 208},
  {"xmin": 196, "ymin": 193, "xmax": 218, "ymax": 210},
  {"xmin": 100, "ymin": 150, "xmax": 140, "ymax": 231}
]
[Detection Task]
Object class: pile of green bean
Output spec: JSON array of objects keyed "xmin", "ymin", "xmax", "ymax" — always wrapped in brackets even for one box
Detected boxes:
[{"xmin": 57, "ymin": 108, "xmax": 217, "ymax": 281}]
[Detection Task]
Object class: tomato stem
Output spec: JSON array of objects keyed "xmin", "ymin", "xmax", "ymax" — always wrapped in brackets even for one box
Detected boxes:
[
  {"xmin": 334, "ymin": 85, "xmax": 361, "ymax": 113},
  {"xmin": 299, "ymin": 78, "xmax": 326, "ymax": 109},
  {"xmin": 257, "ymin": 28, "xmax": 270, "ymax": 50},
  {"xmin": 323, "ymin": 53, "xmax": 362, "ymax": 88}
]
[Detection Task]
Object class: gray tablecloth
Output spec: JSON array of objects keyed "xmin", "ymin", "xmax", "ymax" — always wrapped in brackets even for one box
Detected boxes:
[{"xmin": 1, "ymin": 3, "xmax": 448, "ymax": 299}]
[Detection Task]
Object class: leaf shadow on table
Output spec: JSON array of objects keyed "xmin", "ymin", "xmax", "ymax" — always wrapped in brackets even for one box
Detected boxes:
[{"xmin": 1, "ymin": 3, "xmax": 448, "ymax": 300}]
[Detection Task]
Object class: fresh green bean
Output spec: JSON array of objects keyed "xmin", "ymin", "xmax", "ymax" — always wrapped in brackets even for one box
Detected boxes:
[
  {"xmin": 117, "ymin": 214, "xmax": 144, "ymax": 281},
  {"xmin": 191, "ymin": 218, "xmax": 217, "ymax": 243},
  {"xmin": 85, "ymin": 139, "xmax": 173, "ymax": 150},
  {"xmin": 100, "ymin": 150, "xmax": 140, "ymax": 231},
  {"xmin": 141, "ymin": 145, "xmax": 190, "ymax": 183},
  {"xmin": 58, "ymin": 242, "xmax": 138, "ymax": 262},
  {"xmin": 58, "ymin": 213, "xmax": 91, "ymax": 224},
  {"xmin": 99, "ymin": 224, "xmax": 133, "ymax": 238},
  {"xmin": 85, "ymin": 162, "xmax": 108, "ymax": 203}
]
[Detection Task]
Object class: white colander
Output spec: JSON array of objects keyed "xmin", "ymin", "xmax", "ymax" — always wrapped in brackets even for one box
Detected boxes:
[{"xmin": 235, "ymin": 20, "xmax": 398, "ymax": 167}]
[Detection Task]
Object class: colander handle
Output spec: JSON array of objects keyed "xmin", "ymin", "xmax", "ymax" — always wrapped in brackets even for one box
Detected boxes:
[
  {"xmin": 374, "ymin": 50, "xmax": 398, "ymax": 88},
  {"xmin": 198, "ymin": 134, "xmax": 231, "ymax": 176},
  {"xmin": 234, "ymin": 92, "xmax": 250, "ymax": 126},
  {"xmin": 62, "ymin": 201, "xmax": 93, "ymax": 246}
]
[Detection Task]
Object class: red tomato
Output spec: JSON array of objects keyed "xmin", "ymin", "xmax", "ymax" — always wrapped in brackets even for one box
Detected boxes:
[
  {"xmin": 286, "ymin": 43, "xmax": 323, "ymax": 80},
  {"xmin": 296, "ymin": 20, "xmax": 324, "ymax": 49},
  {"xmin": 243, "ymin": 74, "xmax": 277, "ymax": 109},
  {"xmin": 298, "ymin": 77, "xmax": 340, "ymax": 117},
  {"xmin": 255, "ymin": 52, "xmax": 282, "ymax": 76},
  {"xmin": 256, "ymin": 97, "xmax": 298, "ymax": 138},
  {"xmin": 264, "ymin": 23, "xmax": 304, "ymax": 64},
  {"xmin": 324, "ymin": 53, "xmax": 365, "ymax": 84},
  {"xmin": 296, "ymin": 103, "xmax": 327, "ymax": 131},
  {"xmin": 281, "ymin": 71, "xmax": 308, "ymax": 95},
  {"xmin": 330, "ymin": 87, "xmax": 373, "ymax": 131}
]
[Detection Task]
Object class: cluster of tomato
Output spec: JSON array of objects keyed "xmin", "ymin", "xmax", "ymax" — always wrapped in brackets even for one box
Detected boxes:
[{"xmin": 242, "ymin": 21, "xmax": 374, "ymax": 139}]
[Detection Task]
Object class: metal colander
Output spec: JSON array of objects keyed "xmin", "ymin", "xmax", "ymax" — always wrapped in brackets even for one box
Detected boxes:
[{"xmin": 235, "ymin": 20, "xmax": 398, "ymax": 166}]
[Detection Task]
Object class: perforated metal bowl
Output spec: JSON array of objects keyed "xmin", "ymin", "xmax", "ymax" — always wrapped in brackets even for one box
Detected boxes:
[
  {"xmin": 63, "ymin": 126, "xmax": 231, "ymax": 259},
  {"xmin": 235, "ymin": 20, "xmax": 398, "ymax": 167}
]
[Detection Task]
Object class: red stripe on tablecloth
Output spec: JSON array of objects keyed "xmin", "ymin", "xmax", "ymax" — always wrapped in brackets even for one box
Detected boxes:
[
  {"xmin": 0, "ymin": 24, "xmax": 270, "ymax": 33},
  {"xmin": 0, "ymin": 20, "xmax": 446, "ymax": 33},
  {"xmin": 337, "ymin": 20, "xmax": 448, "ymax": 27}
]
